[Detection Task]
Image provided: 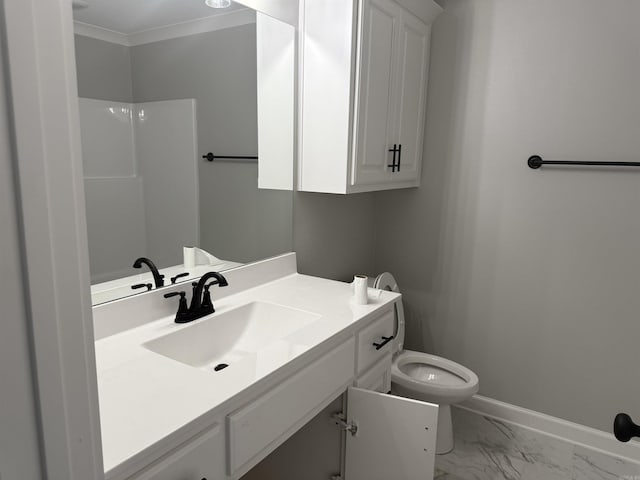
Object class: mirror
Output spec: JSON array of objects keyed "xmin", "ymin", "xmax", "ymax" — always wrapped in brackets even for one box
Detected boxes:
[{"xmin": 72, "ymin": 0, "xmax": 294, "ymax": 305}]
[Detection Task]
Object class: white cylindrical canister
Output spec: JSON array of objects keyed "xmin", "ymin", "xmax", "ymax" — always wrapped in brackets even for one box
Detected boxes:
[{"xmin": 353, "ymin": 274, "xmax": 368, "ymax": 305}]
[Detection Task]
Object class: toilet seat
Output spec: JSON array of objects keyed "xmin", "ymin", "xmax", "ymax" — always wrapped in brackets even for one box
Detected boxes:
[{"xmin": 391, "ymin": 350, "xmax": 479, "ymax": 404}]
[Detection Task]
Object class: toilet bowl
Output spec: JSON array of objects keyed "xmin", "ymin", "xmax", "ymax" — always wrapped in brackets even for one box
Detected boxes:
[{"xmin": 370, "ymin": 272, "xmax": 479, "ymax": 455}]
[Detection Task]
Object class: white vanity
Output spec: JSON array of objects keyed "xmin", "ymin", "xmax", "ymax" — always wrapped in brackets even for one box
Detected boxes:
[{"xmin": 95, "ymin": 254, "xmax": 439, "ymax": 480}]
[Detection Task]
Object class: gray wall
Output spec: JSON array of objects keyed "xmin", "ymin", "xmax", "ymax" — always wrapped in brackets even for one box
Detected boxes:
[
  {"xmin": 130, "ymin": 25, "xmax": 293, "ymax": 263},
  {"xmin": 0, "ymin": 17, "xmax": 43, "ymax": 479},
  {"xmin": 74, "ymin": 35, "xmax": 133, "ymax": 102},
  {"xmin": 375, "ymin": 0, "xmax": 640, "ymax": 432},
  {"xmin": 294, "ymin": 192, "xmax": 377, "ymax": 280}
]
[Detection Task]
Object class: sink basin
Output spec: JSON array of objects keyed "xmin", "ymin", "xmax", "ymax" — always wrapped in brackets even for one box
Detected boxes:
[{"xmin": 144, "ymin": 301, "xmax": 321, "ymax": 370}]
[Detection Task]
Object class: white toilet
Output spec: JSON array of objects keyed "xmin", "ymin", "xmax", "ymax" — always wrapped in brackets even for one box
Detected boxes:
[{"xmin": 370, "ymin": 272, "xmax": 479, "ymax": 455}]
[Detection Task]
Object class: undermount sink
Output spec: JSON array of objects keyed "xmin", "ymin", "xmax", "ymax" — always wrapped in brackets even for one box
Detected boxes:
[{"xmin": 144, "ymin": 301, "xmax": 321, "ymax": 370}]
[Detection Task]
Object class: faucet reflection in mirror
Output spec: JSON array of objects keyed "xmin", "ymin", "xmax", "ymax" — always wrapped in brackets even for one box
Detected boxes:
[{"xmin": 132, "ymin": 257, "xmax": 165, "ymax": 288}]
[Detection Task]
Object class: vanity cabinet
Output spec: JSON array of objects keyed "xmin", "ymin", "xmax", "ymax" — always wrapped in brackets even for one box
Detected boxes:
[
  {"xmin": 123, "ymin": 307, "xmax": 438, "ymax": 480},
  {"xmin": 299, "ymin": 0, "xmax": 443, "ymax": 194}
]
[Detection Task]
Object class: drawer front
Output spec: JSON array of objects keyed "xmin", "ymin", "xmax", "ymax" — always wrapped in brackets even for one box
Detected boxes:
[
  {"xmin": 227, "ymin": 338, "xmax": 355, "ymax": 475},
  {"xmin": 356, "ymin": 309, "xmax": 394, "ymax": 373},
  {"xmin": 129, "ymin": 423, "xmax": 225, "ymax": 480},
  {"xmin": 355, "ymin": 352, "xmax": 392, "ymax": 393}
]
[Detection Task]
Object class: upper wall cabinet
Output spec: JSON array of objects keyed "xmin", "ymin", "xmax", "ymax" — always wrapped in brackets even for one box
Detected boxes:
[{"xmin": 299, "ymin": 0, "xmax": 442, "ymax": 194}]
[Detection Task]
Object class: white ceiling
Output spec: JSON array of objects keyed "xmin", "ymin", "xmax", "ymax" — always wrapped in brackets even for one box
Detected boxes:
[{"xmin": 73, "ymin": 0, "xmax": 248, "ymax": 35}]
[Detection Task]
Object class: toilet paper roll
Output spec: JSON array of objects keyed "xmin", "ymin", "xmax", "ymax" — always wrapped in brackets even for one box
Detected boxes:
[
  {"xmin": 183, "ymin": 246, "xmax": 196, "ymax": 268},
  {"xmin": 353, "ymin": 275, "xmax": 368, "ymax": 305}
]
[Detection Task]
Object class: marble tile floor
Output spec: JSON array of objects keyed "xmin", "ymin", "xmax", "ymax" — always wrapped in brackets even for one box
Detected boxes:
[{"xmin": 434, "ymin": 407, "xmax": 640, "ymax": 480}]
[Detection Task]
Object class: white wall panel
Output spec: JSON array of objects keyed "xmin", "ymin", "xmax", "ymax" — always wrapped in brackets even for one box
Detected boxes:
[
  {"xmin": 135, "ymin": 99, "xmax": 199, "ymax": 269},
  {"xmin": 79, "ymin": 98, "xmax": 136, "ymax": 177}
]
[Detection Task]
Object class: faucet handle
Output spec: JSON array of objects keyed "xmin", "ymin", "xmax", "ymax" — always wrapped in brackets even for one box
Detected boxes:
[
  {"xmin": 201, "ymin": 282, "xmax": 217, "ymax": 314},
  {"xmin": 132, "ymin": 283, "xmax": 152, "ymax": 291},
  {"xmin": 171, "ymin": 272, "xmax": 189, "ymax": 284},
  {"xmin": 164, "ymin": 291, "xmax": 190, "ymax": 323}
]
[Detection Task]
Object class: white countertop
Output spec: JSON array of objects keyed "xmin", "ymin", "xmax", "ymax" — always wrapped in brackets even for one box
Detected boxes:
[{"xmin": 95, "ymin": 272, "xmax": 399, "ymax": 479}]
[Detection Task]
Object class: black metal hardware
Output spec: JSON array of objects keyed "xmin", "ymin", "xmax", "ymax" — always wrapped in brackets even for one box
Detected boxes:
[
  {"xmin": 528, "ymin": 155, "xmax": 640, "ymax": 170},
  {"xmin": 614, "ymin": 413, "xmax": 640, "ymax": 442},
  {"xmin": 163, "ymin": 291, "xmax": 190, "ymax": 323},
  {"xmin": 388, "ymin": 144, "xmax": 399, "ymax": 172},
  {"xmin": 131, "ymin": 283, "xmax": 152, "ymax": 292},
  {"xmin": 170, "ymin": 272, "xmax": 189, "ymax": 284},
  {"xmin": 397, "ymin": 143, "xmax": 402, "ymax": 171},
  {"xmin": 132, "ymin": 257, "xmax": 165, "ymax": 288},
  {"xmin": 165, "ymin": 272, "xmax": 229, "ymax": 324},
  {"xmin": 200, "ymin": 282, "xmax": 217, "ymax": 313},
  {"xmin": 203, "ymin": 152, "xmax": 258, "ymax": 163},
  {"xmin": 372, "ymin": 335, "xmax": 395, "ymax": 350}
]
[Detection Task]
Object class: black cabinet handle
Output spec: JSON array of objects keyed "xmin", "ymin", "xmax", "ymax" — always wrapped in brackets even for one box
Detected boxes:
[
  {"xmin": 372, "ymin": 335, "xmax": 394, "ymax": 350},
  {"xmin": 614, "ymin": 413, "xmax": 640, "ymax": 442},
  {"xmin": 388, "ymin": 144, "xmax": 402, "ymax": 172},
  {"xmin": 388, "ymin": 144, "xmax": 398, "ymax": 172}
]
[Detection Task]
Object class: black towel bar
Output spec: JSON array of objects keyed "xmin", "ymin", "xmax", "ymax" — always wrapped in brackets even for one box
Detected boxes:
[
  {"xmin": 528, "ymin": 155, "xmax": 640, "ymax": 169},
  {"xmin": 202, "ymin": 152, "xmax": 258, "ymax": 163}
]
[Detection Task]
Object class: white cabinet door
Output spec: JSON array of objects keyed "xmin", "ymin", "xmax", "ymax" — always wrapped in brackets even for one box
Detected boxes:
[
  {"xmin": 390, "ymin": 11, "xmax": 430, "ymax": 184},
  {"xmin": 344, "ymin": 387, "xmax": 438, "ymax": 480},
  {"xmin": 351, "ymin": 0, "xmax": 400, "ymax": 187}
]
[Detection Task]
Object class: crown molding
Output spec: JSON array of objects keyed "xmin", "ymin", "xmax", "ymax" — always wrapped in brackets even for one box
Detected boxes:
[
  {"xmin": 73, "ymin": 8, "xmax": 256, "ymax": 47},
  {"xmin": 74, "ymin": 21, "xmax": 129, "ymax": 46}
]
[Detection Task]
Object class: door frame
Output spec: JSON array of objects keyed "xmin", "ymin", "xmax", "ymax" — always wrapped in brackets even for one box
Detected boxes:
[{"xmin": 2, "ymin": 0, "xmax": 103, "ymax": 478}]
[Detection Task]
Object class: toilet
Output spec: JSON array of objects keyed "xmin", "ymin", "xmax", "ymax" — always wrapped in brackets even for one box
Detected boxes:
[{"xmin": 370, "ymin": 272, "xmax": 479, "ymax": 455}]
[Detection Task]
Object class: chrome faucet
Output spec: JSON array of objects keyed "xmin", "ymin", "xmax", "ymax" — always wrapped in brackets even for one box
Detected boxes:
[{"xmin": 132, "ymin": 257, "xmax": 165, "ymax": 288}]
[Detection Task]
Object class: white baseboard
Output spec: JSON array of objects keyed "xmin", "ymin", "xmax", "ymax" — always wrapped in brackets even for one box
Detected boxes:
[{"xmin": 460, "ymin": 395, "xmax": 640, "ymax": 465}]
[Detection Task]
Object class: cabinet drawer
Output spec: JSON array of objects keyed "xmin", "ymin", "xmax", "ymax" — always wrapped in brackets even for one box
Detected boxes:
[
  {"xmin": 129, "ymin": 423, "xmax": 225, "ymax": 480},
  {"xmin": 355, "ymin": 352, "xmax": 392, "ymax": 393},
  {"xmin": 356, "ymin": 309, "xmax": 394, "ymax": 373},
  {"xmin": 227, "ymin": 338, "xmax": 355, "ymax": 475}
]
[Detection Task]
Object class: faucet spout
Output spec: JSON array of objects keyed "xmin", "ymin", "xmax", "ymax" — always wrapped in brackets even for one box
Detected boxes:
[
  {"xmin": 189, "ymin": 271, "xmax": 228, "ymax": 313},
  {"xmin": 132, "ymin": 257, "xmax": 165, "ymax": 288}
]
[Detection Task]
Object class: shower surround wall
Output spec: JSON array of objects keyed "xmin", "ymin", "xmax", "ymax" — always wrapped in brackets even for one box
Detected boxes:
[{"xmin": 80, "ymin": 98, "xmax": 198, "ymax": 283}]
